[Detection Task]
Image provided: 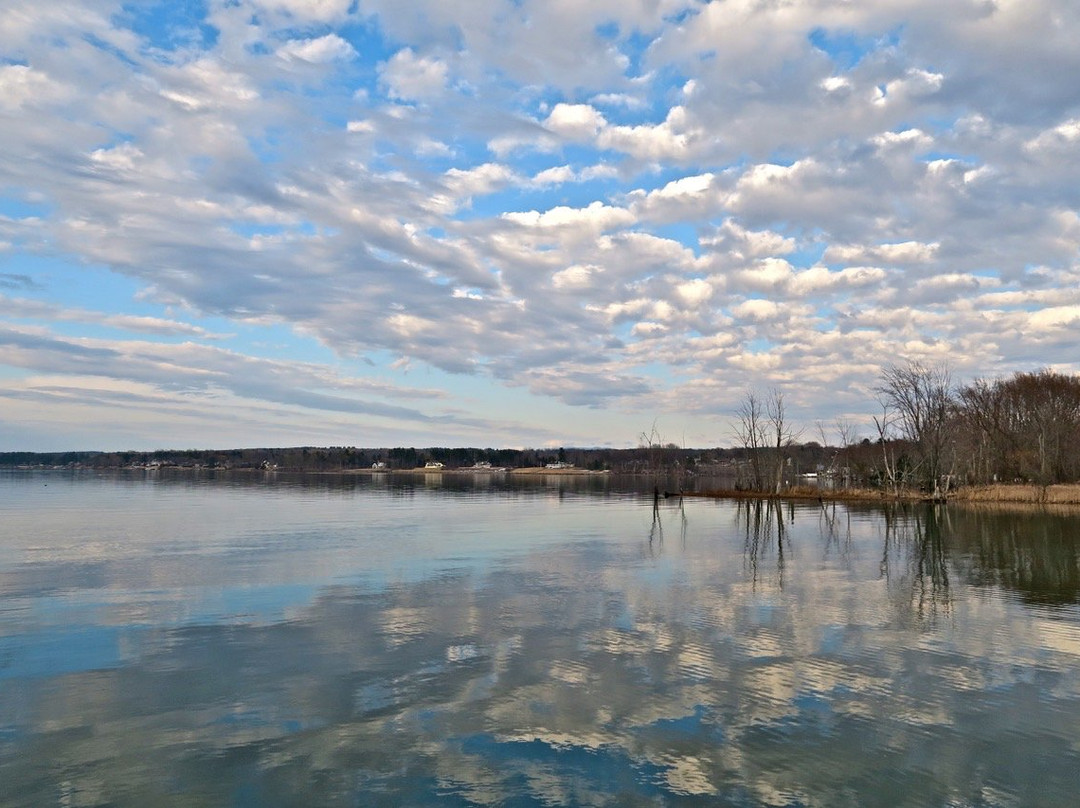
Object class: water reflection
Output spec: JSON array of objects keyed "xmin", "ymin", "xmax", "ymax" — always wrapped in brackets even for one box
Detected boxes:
[
  {"xmin": 878, "ymin": 504, "xmax": 953, "ymax": 624},
  {"xmin": 948, "ymin": 506, "xmax": 1080, "ymax": 607},
  {"xmin": 1, "ymin": 476, "xmax": 1080, "ymax": 806},
  {"xmin": 738, "ymin": 499, "xmax": 792, "ymax": 591},
  {"xmin": 731, "ymin": 500, "xmax": 1080, "ymax": 623},
  {"xmin": 647, "ymin": 491, "xmax": 688, "ymax": 554}
]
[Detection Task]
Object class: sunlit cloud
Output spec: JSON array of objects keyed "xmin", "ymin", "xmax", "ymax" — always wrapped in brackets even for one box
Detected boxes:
[{"xmin": 1, "ymin": 0, "xmax": 1078, "ymax": 449}]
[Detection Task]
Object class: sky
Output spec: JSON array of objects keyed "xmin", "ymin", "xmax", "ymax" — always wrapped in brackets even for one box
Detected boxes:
[{"xmin": 1, "ymin": 0, "xmax": 1079, "ymax": 452}]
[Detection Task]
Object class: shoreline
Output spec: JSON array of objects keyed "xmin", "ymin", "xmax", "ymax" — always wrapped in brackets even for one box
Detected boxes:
[
  {"xmin": 686, "ymin": 483, "xmax": 1080, "ymax": 508},
  {"xmin": 6, "ymin": 466, "xmax": 1080, "ymax": 508}
]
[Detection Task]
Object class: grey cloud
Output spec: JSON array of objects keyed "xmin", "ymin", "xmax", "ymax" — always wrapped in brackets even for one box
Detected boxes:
[
  {"xmin": 0, "ymin": 325, "xmax": 467, "ymax": 426},
  {"xmin": 0, "ymin": 273, "xmax": 39, "ymax": 290},
  {"xmin": 0, "ymin": 295, "xmax": 226, "ymax": 337}
]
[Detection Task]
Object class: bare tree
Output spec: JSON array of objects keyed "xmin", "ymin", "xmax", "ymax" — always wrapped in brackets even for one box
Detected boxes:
[
  {"xmin": 766, "ymin": 390, "xmax": 799, "ymax": 494},
  {"xmin": 735, "ymin": 389, "xmax": 799, "ymax": 493},
  {"xmin": 955, "ymin": 369, "xmax": 1080, "ymax": 484},
  {"xmin": 877, "ymin": 360, "xmax": 954, "ymax": 497},
  {"xmin": 734, "ymin": 391, "xmax": 766, "ymax": 490},
  {"xmin": 639, "ymin": 419, "xmax": 664, "ymax": 479},
  {"xmin": 872, "ymin": 400, "xmax": 901, "ymax": 497},
  {"xmin": 816, "ymin": 418, "xmax": 858, "ymax": 487}
]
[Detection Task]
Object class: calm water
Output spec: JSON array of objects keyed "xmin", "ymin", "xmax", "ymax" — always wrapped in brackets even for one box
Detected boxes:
[{"xmin": 2, "ymin": 471, "xmax": 1079, "ymax": 807}]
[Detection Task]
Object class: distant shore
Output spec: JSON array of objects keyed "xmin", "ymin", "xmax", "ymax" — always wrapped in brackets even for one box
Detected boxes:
[
  {"xmin": 6, "ymin": 463, "xmax": 1080, "ymax": 507},
  {"xmin": 364, "ymin": 466, "xmax": 609, "ymax": 476}
]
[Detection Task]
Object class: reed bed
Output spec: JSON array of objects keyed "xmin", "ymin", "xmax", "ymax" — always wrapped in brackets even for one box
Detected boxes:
[
  {"xmin": 690, "ymin": 483, "xmax": 1080, "ymax": 507},
  {"xmin": 950, "ymin": 483, "xmax": 1080, "ymax": 505}
]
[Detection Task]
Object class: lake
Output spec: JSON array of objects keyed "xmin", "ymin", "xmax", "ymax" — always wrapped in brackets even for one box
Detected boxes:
[{"xmin": 2, "ymin": 470, "xmax": 1079, "ymax": 806}]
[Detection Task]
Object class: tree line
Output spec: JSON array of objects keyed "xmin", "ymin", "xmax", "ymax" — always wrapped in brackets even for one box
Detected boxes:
[
  {"xmin": 3, "ymin": 363, "xmax": 1077, "ymax": 492},
  {"xmin": 734, "ymin": 363, "xmax": 1080, "ymax": 495},
  {"xmin": 0, "ymin": 444, "xmax": 745, "ymax": 473}
]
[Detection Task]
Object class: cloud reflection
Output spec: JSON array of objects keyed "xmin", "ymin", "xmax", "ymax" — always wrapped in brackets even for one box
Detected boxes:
[{"xmin": 1, "ymin": 481, "xmax": 1079, "ymax": 805}]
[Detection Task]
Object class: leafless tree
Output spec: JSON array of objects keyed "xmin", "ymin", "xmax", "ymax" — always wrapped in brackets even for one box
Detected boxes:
[
  {"xmin": 734, "ymin": 391, "xmax": 766, "ymax": 490},
  {"xmin": 734, "ymin": 389, "xmax": 799, "ymax": 492},
  {"xmin": 877, "ymin": 360, "xmax": 955, "ymax": 496},
  {"xmin": 817, "ymin": 417, "xmax": 859, "ymax": 487},
  {"xmin": 872, "ymin": 400, "xmax": 901, "ymax": 497},
  {"xmin": 766, "ymin": 390, "xmax": 799, "ymax": 494},
  {"xmin": 955, "ymin": 369, "xmax": 1080, "ymax": 484}
]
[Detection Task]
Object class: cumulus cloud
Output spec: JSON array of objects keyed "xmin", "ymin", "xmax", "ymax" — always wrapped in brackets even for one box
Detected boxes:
[
  {"xmin": 277, "ymin": 34, "xmax": 357, "ymax": 64},
  {"xmin": 824, "ymin": 241, "xmax": 940, "ymax": 266},
  {"xmin": 544, "ymin": 103, "xmax": 607, "ymax": 140},
  {"xmin": 2, "ymin": 0, "xmax": 1080, "ymax": 447},
  {"xmin": 379, "ymin": 48, "xmax": 449, "ymax": 101},
  {"xmin": 501, "ymin": 201, "xmax": 634, "ymax": 231},
  {"xmin": 531, "ymin": 163, "xmax": 619, "ymax": 186}
]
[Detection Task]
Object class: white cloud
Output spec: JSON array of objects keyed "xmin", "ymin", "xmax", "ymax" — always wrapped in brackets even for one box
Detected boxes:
[
  {"xmin": 735, "ymin": 258, "xmax": 794, "ymax": 292},
  {"xmin": 379, "ymin": 48, "xmax": 449, "ymax": 101},
  {"xmin": 0, "ymin": 64, "xmax": 71, "ymax": 110},
  {"xmin": 3, "ymin": 0, "xmax": 1080, "ymax": 446},
  {"xmin": 1024, "ymin": 118, "xmax": 1080, "ymax": 157},
  {"xmin": 675, "ymin": 278, "xmax": 714, "ymax": 307},
  {"xmin": 647, "ymin": 173, "xmax": 714, "ymax": 201},
  {"xmin": 1027, "ymin": 306, "xmax": 1080, "ymax": 331},
  {"xmin": 598, "ymin": 105, "xmax": 701, "ymax": 162},
  {"xmin": 249, "ymin": 0, "xmax": 354, "ymax": 23},
  {"xmin": 532, "ymin": 165, "xmax": 576, "ymax": 186},
  {"xmin": 824, "ymin": 241, "xmax": 939, "ymax": 266},
  {"xmin": 156, "ymin": 59, "xmax": 259, "ymax": 111},
  {"xmin": 532, "ymin": 163, "xmax": 618, "ymax": 186},
  {"xmin": 277, "ymin": 34, "xmax": 357, "ymax": 64},
  {"xmin": 731, "ymin": 299, "xmax": 782, "ymax": 321},
  {"xmin": 552, "ymin": 264, "xmax": 602, "ymax": 290},
  {"xmin": 502, "ymin": 201, "xmax": 634, "ymax": 231},
  {"xmin": 544, "ymin": 103, "xmax": 607, "ymax": 140},
  {"xmin": 820, "ymin": 76, "xmax": 851, "ymax": 94},
  {"xmin": 443, "ymin": 163, "xmax": 515, "ymax": 197},
  {"xmin": 704, "ymin": 221, "xmax": 797, "ymax": 259}
]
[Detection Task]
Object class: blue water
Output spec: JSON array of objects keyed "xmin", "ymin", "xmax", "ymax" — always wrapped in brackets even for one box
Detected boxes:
[{"xmin": 1, "ymin": 471, "xmax": 1079, "ymax": 806}]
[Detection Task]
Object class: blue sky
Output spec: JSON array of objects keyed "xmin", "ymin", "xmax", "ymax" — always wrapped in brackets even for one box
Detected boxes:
[{"xmin": 2, "ymin": 0, "xmax": 1079, "ymax": 451}]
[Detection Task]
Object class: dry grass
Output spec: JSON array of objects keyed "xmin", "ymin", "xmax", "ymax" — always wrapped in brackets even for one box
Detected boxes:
[
  {"xmin": 686, "ymin": 486, "xmax": 922, "ymax": 503},
  {"xmin": 950, "ymin": 483, "xmax": 1080, "ymax": 505},
  {"xmin": 689, "ymin": 482, "xmax": 1080, "ymax": 508}
]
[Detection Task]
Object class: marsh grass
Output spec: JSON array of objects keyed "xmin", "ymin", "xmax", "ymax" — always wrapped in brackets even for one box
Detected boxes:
[
  {"xmin": 691, "ymin": 483, "xmax": 1080, "ymax": 507},
  {"xmin": 951, "ymin": 483, "xmax": 1080, "ymax": 505}
]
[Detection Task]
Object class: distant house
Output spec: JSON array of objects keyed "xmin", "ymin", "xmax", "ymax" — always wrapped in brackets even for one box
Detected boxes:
[
  {"xmin": 371, "ymin": 461, "xmax": 387, "ymax": 470},
  {"xmin": 545, "ymin": 461, "xmax": 574, "ymax": 469},
  {"xmin": 424, "ymin": 461, "xmax": 444, "ymax": 469}
]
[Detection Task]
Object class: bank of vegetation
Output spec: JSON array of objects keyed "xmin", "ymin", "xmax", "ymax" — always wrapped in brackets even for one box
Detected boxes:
[{"xmin": 718, "ymin": 362, "xmax": 1080, "ymax": 504}]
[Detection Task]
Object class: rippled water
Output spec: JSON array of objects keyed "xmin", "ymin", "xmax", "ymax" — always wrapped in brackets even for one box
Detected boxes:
[{"xmin": 2, "ymin": 471, "xmax": 1079, "ymax": 806}]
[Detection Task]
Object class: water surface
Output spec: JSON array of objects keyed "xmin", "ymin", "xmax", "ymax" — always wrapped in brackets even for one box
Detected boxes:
[{"xmin": 2, "ymin": 471, "xmax": 1079, "ymax": 806}]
